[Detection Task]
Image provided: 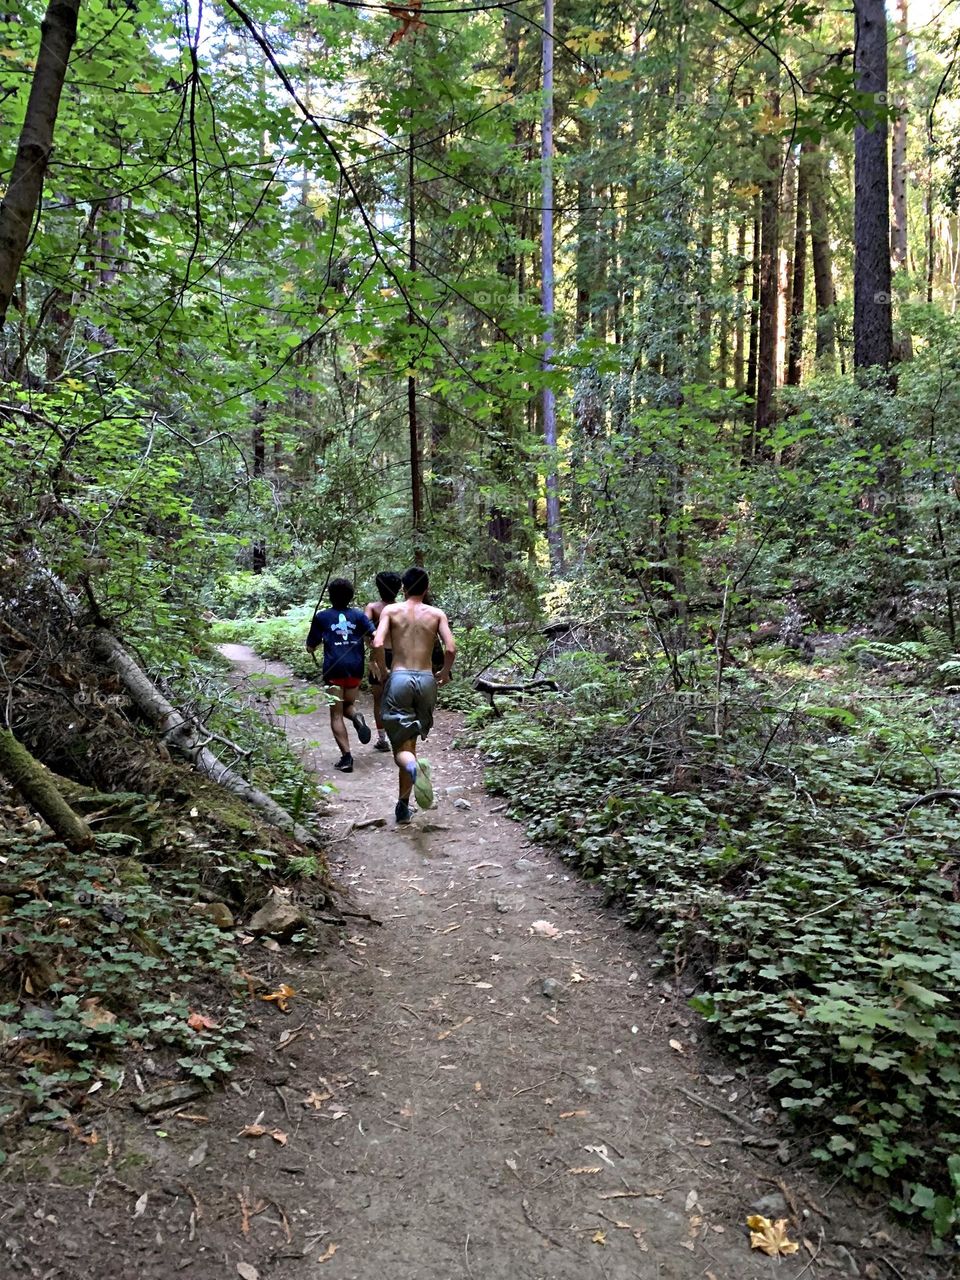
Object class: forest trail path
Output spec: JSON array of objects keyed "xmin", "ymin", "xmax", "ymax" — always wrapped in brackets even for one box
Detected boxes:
[{"xmin": 188, "ymin": 645, "xmax": 925, "ymax": 1280}]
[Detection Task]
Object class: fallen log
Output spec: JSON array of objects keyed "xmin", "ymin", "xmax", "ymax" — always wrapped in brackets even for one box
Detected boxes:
[
  {"xmin": 474, "ymin": 678, "xmax": 559, "ymax": 714},
  {"xmin": 474, "ymin": 679, "xmax": 560, "ymax": 695},
  {"xmin": 0, "ymin": 727, "xmax": 94, "ymax": 850},
  {"xmin": 91, "ymin": 628, "xmax": 317, "ymax": 847}
]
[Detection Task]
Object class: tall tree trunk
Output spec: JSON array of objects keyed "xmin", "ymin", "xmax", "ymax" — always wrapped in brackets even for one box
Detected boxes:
[
  {"xmin": 853, "ymin": 0, "xmax": 893, "ymax": 371},
  {"xmin": 733, "ymin": 214, "xmax": 747, "ymax": 392},
  {"xmin": 251, "ymin": 402, "xmax": 267, "ymax": 574},
  {"xmin": 408, "ymin": 115, "xmax": 423, "ymax": 566},
  {"xmin": 746, "ymin": 193, "xmax": 761, "ymax": 405},
  {"xmin": 890, "ymin": 0, "xmax": 909, "ymax": 275},
  {"xmin": 809, "ymin": 142, "xmax": 837, "ymax": 368},
  {"xmin": 891, "ymin": 0, "xmax": 913, "ymax": 360},
  {"xmin": 0, "ymin": 727, "xmax": 94, "ymax": 850},
  {"xmin": 697, "ymin": 165, "xmax": 714, "ymax": 380},
  {"xmin": 926, "ymin": 162, "xmax": 936, "ymax": 304},
  {"xmin": 541, "ymin": 0, "xmax": 563, "ymax": 572},
  {"xmin": 755, "ymin": 87, "xmax": 780, "ymax": 438},
  {"xmin": 786, "ymin": 143, "xmax": 810, "ymax": 386},
  {"xmin": 0, "ymin": 0, "xmax": 81, "ymax": 338}
]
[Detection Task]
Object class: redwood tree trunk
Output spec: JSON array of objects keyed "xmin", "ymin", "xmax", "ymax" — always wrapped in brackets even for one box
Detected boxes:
[
  {"xmin": 853, "ymin": 0, "xmax": 893, "ymax": 370},
  {"xmin": 0, "ymin": 0, "xmax": 81, "ymax": 337}
]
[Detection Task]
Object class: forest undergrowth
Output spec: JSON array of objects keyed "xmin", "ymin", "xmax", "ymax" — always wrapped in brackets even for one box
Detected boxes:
[
  {"xmin": 0, "ymin": 652, "xmax": 331, "ymax": 1149},
  {"xmin": 466, "ymin": 637, "xmax": 960, "ymax": 1243}
]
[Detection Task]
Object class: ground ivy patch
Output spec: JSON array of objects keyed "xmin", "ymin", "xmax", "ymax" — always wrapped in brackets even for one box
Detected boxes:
[{"xmin": 474, "ymin": 673, "xmax": 960, "ymax": 1241}]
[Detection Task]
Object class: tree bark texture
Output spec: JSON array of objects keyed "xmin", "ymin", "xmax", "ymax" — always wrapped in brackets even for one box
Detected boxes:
[
  {"xmin": 0, "ymin": 0, "xmax": 81, "ymax": 336},
  {"xmin": 786, "ymin": 144, "xmax": 810, "ymax": 386},
  {"xmin": 541, "ymin": 0, "xmax": 563, "ymax": 572},
  {"xmin": 853, "ymin": 0, "xmax": 893, "ymax": 370},
  {"xmin": 754, "ymin": 90, "xmax": 780, "ymax": 436},
  {"xmin": 808, "ymin": 142, "xmax": 836, "ymax": 367},
  {"xmin": 890, "ymin": 0, "xmax": 909, "ymax": 274}
]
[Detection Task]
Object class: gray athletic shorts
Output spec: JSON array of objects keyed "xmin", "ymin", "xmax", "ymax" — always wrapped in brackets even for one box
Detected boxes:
[{"xmin": 381, "ymin": 670, "xmax": 437, "ymax": 749}]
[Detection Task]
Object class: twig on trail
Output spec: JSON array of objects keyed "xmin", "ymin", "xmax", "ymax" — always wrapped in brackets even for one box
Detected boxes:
[
  {"xmin": 677, "ymin": 1086, "xmax": 763, "ymax": 1133},
  {"xmin": 880, "ymin": 1257, "xmax": 908, "ymax": 1280},
  {"xmin": 275, "ymin": 1085, "xmax": 294, "ymax": 1125},
  {"xmin": 793, "ymin": 1227, "xmax": 825, "ymax": 1279},
  {"xmin": 510, "ymin": 1078, "xmax": 555, "ymax": 1098},
  {"xmin": 399, "ymin": 1003, "xmax": 422, "ymax": 1020},
  {"xmin": 521, "ymin": 1197, "xmax": 567, "ymax": 1249},
  {"xmin": 464, "ymin": 1232, "xmax": 474, "ymax": 1280},
  {"xmin": 179, "ymin": 1181, "xmax": 203, "ymax": 1221}
]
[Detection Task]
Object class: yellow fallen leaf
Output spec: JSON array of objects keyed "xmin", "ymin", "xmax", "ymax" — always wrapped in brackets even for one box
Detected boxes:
[
  {"xmin": 568, "ymin": 1166, "xmax": 603, "ymax": 1175},
  {"xmin": 669, "ymin": 1038, "xmax": 685, "ymax": 1053},
  {"xmin": 592, "ymin": 1230, "xmax": 606, "ymax": 1245},
  {"xmin": 746, "ymin": 1215, "xmax": 799, "ymax": 1257},
  {"xmin": 560, "ymin": 1110, "xmax": 589, "ymax": 1119},
  {"xmin": 317, "ymin": 1242, "xmax": 338, "ymax": 1263},
  {"xmin": 304, "ymin": 1090, "xmax": 332, "ymax": 1109},
  {"xmin": 260, "ymin": 983, "xmax": 295, "ymax": 1012}
]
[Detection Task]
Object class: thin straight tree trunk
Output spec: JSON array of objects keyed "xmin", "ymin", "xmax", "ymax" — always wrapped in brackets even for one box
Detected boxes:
[
  {"xmin": 755, "ymin": 86, "xmax": 780, "ymax": 437},
  {"xmin": 786, "ymin": 143, "xmax": 810, "ymax": 386},
  {"xmin": 746, "ymin": 194, "xmax": 761, "ymax": 405},
  {"xmin": 0, "ymin": 0, "xmax": 81, "ymax": 337},
  {"xmin": 890, "ymin": 0, "xmax": 909, "ymax": 274},
  {"xmin": 697, "ymin": 166, "xmax": 714, "ymax": 380},
  {"xmin": 853, "ymin": 0, "xmax": 893, "ymax": 370},
  {"xmin": 408, "ymin": 114, "xmax": 423, "ymax": 565},
  {"xmin": 252, "ymin": 402, "xmax": 267, "ymax": 573},
  {"xmin": 809, "ymin": 142, "xmax": 837, "ymax": 368},
  {"xmin": 780, "ymin": 146, "xmax": 797, "ymax": 384},
  {"xmin": 733, "ymin": 215, "xmax": 747, "ymax": 391},
  {"xmin": 926, "ymin": 167, "xmax": 935, "ymax": 303},
  {"xmin": 541, "ymin": 0, "xmax": 563, "ymax": 572}
]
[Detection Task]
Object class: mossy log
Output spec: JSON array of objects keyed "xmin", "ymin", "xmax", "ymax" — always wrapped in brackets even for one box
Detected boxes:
[{"xmin": 0, "ymin": 727, "xmax": 94, "ymax": 849}]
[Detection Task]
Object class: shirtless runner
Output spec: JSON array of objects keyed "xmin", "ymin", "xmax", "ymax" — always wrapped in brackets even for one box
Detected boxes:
[
  {"xmin": 371, "ymin": 566, "xmax": 456, "ymax": 824},
  {"xmin": 363, "ymin": 570, "xmax": 402, "ymax": 752}
]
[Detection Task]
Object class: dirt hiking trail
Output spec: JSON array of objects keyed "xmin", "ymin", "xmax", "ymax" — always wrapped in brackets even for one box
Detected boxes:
[{"xmin": 3, "ymin": 647, "xmax": 945, "ymax": 1280}]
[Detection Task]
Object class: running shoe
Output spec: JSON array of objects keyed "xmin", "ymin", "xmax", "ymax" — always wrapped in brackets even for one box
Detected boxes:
[
  {"xmin": 395, "ymin": 798, "xmax": 411, "ymax": 824},
  {"xmin": 374, "ymin": 739, "xmax": 391, "ymax": 752},
  {"xmin": 335, "ymin": 753, "xmax": 353, "ymax": 772},
  {"xmin": 413, "ymin": 757, "xmax": 434, "ymax": 809},
  {"xmin": 353, "ymin": 712, "xmax": 372, "ymax": 745}
]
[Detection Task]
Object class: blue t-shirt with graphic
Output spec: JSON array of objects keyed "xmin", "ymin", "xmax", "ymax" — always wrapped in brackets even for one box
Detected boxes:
[{"xmin": 307, "ymin": 606, "xmax": 375, "ymax": 681}]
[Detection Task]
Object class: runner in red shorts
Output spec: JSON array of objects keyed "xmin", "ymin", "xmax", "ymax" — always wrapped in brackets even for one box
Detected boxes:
[{"xmin": 306, "ymin": 577, "xmax": 375, "ymax": 773}]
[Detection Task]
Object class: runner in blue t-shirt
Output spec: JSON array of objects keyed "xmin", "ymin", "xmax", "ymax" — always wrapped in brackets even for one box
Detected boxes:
[{"xmin": 306, "ymin": 577, "xmax": 375, "ymax": 773}]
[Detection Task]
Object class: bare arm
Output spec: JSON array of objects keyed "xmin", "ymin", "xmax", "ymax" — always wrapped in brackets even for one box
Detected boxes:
[
  {"xmin": 371, "ymin": 609, "xmax": 392, "ymax": 682},
  {"xmin": 436, "ymin": 611, "xmax": 456, "ymax": 686}
]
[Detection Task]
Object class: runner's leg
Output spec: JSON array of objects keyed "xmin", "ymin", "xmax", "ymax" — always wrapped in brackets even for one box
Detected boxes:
[{"xmin": 328, "ymin": 686, "xmax": 351, "ymax": 756}]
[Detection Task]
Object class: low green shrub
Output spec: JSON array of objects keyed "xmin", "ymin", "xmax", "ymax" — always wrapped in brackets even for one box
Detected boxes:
[
  {"xmin": 474, "ymin": 668, "xmax": 960, "ymax": 1241},
  {"xmin": 0, "ymin": 837, "xmax": 248, "ymax": 1127}
]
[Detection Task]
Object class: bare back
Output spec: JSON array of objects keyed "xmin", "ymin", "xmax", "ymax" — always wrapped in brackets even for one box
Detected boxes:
[{"xmin": 376, "ymin": 599, "xmax": 450, "ymax": 672}]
